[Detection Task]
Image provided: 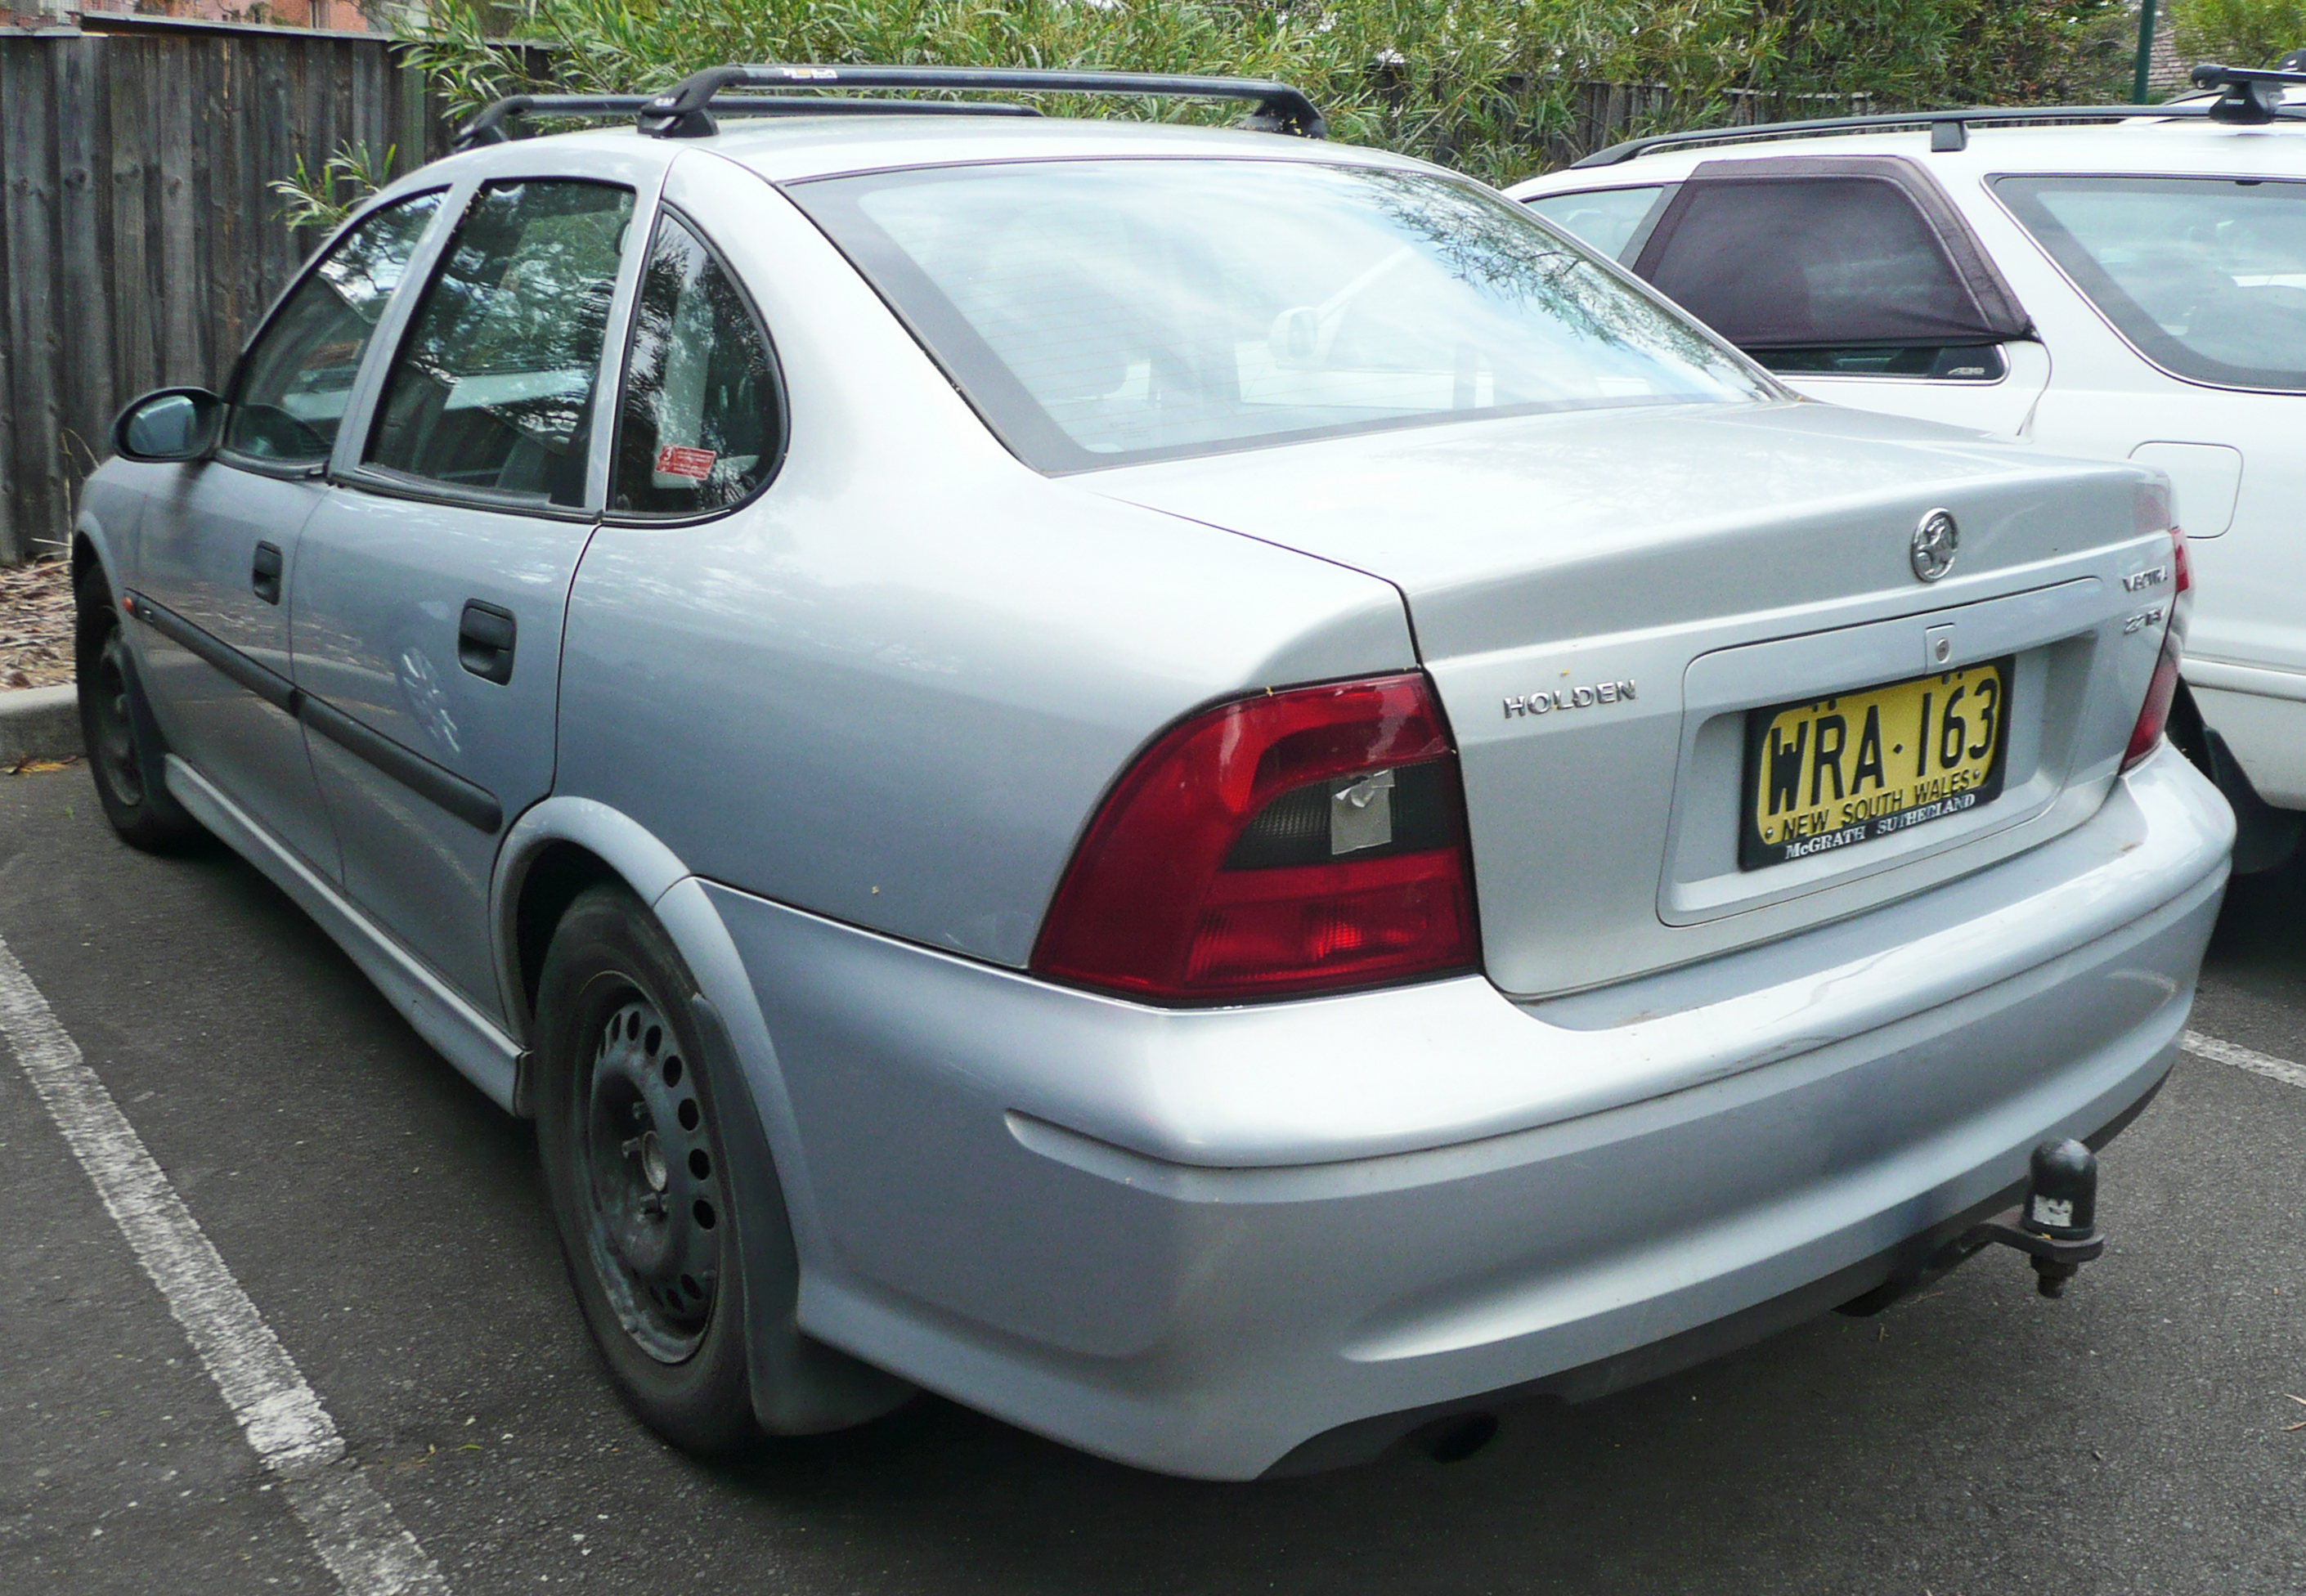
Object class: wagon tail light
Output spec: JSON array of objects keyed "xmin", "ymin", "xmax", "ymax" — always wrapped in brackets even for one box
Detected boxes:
[
  {"xmin": 1033, "ymin": 673, "xmax": 1480, "ymax": 1002},
  {"xmin": 2122, "ymin": 526, "xmax": 2191, "ymax": 772}
]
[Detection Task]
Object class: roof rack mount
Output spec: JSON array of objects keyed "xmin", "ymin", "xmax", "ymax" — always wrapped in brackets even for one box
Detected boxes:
[
  {"xmin": 1573, "ymin": 96, "xmax": 2306, "ymax": 168},
  {"xmin": 456, "ymin": 63, "xmax": 1326, "ymax": 150},
  {"xmin": 2190, "ymin": 61, "xmax": 2306, "ymax": 125}
]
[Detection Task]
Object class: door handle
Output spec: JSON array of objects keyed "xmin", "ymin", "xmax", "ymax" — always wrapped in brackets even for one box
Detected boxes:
[
  {"xmin": 458, "ymin": 600, "xmax": 517, "ymax": 685},
  {"xmin": 251, "ymin": 541, "xmax": 283, "ymax": 605}
]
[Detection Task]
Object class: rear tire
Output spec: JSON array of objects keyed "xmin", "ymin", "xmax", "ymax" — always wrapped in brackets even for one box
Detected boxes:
[
  {"xmin": 74, "ymin": 562, "xmax": 204, "ymax": 852},
  {"xmin": 534, "ymin": 885, "xmax": 761, "ymax": 1456}
]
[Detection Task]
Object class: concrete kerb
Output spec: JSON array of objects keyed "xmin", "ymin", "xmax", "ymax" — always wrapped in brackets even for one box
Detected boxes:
[{"xmin": 0, "ymin": 686, "xmax": 83, "ymax": 764}]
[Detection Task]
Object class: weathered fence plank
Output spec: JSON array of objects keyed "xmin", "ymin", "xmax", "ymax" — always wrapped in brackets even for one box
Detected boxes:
[
  {"xmin": 3, "ymin": 43, "xmax": 66, "ymax": 563},
  {"xmin": 56, "ymin": 36, "xmax": 118, "ymax": 499}
]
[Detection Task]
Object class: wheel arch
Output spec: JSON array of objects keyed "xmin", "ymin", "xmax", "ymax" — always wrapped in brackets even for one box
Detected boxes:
[
  {"xmin": 492, "ymin": 796, "xmax": 694, "ymax": 1055},
  {"xmin": 494, "ymin": 796, "xmax": 914, "ymax": 1431}
]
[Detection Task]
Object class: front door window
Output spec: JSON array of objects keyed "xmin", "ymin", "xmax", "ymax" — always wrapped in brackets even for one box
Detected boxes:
[{"xmin": 223, "ymin": 191, "xmax": 444, "ymax": 466}]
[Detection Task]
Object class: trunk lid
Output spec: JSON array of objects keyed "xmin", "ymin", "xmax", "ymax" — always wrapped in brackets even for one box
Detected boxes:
[{"xmin": 1090, "ymin": 400, "xmax": 2177, "ymax": 997}]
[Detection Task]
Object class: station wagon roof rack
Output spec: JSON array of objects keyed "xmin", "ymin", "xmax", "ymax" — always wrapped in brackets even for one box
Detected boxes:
[
  {"xmin": 455, "ymin": 63, "xmax": 1326, "ymax": 151},
  {"xmin": 1573, "ymin": 93, "xmax": 2306, "ymax": 168},
  {"xmin": 2187, "ymin": 61, "xmax": 2306, "ymax": 124}
]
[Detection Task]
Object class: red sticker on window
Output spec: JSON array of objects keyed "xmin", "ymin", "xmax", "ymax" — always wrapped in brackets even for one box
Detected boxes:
[{"xmin": 655, "ymin": 445, "xmax": 716, "ymax": 481}]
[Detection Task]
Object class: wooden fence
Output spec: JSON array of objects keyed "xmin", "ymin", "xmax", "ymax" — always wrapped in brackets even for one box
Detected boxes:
[{"xmin": 0, "ymin": 16, "xmax": 452, "ymax": 564}]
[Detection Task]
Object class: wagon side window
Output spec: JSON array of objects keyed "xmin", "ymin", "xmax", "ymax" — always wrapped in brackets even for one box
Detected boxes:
[
  {"xmin": 1630, "ymin": 156, "xmax": 2030, "ymax": 381},
  {"xmin": 608, "ymin": 212, "xmax": 785, "ymax": 516},
  {"xmin": 222, "ymin": 191, "xmax": 444, "ymax": 467},
  {"xmin": 364, "ymin": 178, "xmax": 635, "ymax": 509}
]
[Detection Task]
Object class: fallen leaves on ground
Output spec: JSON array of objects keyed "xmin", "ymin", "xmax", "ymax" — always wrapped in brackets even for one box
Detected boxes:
[{"xmin": 0, "ymin": 558, "xmax": 74, "ymax": 690}]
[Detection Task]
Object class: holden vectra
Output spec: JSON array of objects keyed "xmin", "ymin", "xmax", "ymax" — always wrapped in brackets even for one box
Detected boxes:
[{"xmin": 74, "ymin": 65, "xmax": 2232, "ymax": 1478}]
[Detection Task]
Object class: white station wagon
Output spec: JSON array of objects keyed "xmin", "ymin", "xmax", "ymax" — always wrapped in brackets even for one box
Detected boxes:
[
  {"xmin": 75, "ymin": 65, "xmax": 2231, "ymax": 1477},
  {"xmin": 1514, "ymin": 66, "xmax": 2306, "ymax": 873}
]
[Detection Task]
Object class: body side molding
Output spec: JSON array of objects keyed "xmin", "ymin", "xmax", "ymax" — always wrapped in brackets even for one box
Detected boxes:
[{"xmin": 127, "ymin": 590, "xmax": 503, "ymax": 834}]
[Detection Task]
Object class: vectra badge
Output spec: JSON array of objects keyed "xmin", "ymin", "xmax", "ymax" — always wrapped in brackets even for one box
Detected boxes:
[{"xmin": 1910, "ymin": 509, "xmax": 1959, "ymax": 583}]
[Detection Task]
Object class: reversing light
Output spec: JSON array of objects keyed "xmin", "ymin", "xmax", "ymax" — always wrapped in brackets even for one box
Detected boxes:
[
  {"xmin": 1032, "ymin": 674, "xmax": 1479, "ymax": 1002},
  {"xmin": 2122, "ymin": 526, "xmax": 2191, "ymax": 772}
]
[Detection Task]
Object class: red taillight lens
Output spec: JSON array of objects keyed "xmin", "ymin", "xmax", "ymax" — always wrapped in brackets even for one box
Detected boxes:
[
  {"xmin": 2122, "ymin": 527, "xmax": 2190, "ymax": 773},
  {"xmin": 2123, "ymin": 643, "xmax": 2183, "ymax": 771},
  {"xmin": 1033, "ymin": 674, "xmax": 1478, "ymax": 1002}
]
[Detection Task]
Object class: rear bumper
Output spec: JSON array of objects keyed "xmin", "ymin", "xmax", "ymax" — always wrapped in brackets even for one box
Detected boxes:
[{"xmin": 704, "ymin": 746, "xmax": 2232, "ymax": 1478}]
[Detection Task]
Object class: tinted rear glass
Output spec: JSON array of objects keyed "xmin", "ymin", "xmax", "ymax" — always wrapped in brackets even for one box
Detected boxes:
[
  {"xmin": 1994, "ymin": 175, "xmax": 2306, "ymax": 392},
  {"xmin": 794, "ymin": 159, "xmax": 1770, "ymax": 472},
  {"xmin": 1641, "ymin": 177, "xmax": 1981, "ymax": 349}
]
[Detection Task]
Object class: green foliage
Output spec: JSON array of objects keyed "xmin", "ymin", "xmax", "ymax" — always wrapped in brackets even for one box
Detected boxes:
[
  {"xmin": 2171, "ymin": 0, "xmax": 2306, "ymax": 66},
  {"xmin": 270, "ymin": 141, "xmax": 401, "ymax": 234},
  {"xmin": 400, "ymin": 0, "xmax": 2127, "ymax": 185}
]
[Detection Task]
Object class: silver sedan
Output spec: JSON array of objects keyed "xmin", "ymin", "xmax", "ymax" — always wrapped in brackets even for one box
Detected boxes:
[{"xmin": 75, "ymin": 67, "xmax": 2232, "ymax": 1479}]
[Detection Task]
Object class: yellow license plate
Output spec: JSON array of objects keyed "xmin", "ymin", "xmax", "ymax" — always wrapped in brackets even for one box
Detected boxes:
[{"xmin": 1740, "ymin": 658, "xmax": 2013, "ymax": 870}]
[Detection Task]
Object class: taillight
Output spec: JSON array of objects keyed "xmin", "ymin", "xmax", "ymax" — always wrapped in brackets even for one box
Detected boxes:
[
  {"xmin": 1033, "ymin": 674, "xmax": 1479, "ymax": 1002},
  {"xmin": 2122, "ymin": 527, "xmax": 2190, "ymax": 772}
]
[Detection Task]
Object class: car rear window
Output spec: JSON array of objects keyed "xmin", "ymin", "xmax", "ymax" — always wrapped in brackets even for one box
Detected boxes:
[
  {"xmin": 792, "ymin": 159, "xmax": 1770, "ymax": 472},
  {"xmin": 1994, "ymin": 175, "xmax": 2306, "ymax": 392}
]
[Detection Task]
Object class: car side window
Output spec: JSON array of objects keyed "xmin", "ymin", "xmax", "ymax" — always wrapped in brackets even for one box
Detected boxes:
[
  {"xmin": 1523, "ymin": 186, "xmax": 1667, "ymax": 262},
  {"xmin": 365, "ymin": 179, "xmax": 635, "ymax": 509},
  {"xmin": 1632, "ymin": 167, "xmax": 2025, "ymax": 381},
  {"xmin": 610, "ymin": 213, "xmax": 784, "ymax": 515},
  {"xmin": 222, "ymin": 191, "xmax": 444, "ymax": 466}
]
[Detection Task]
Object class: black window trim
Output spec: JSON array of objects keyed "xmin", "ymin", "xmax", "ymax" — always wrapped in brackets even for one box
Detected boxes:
[
  {"xmin": 340, "ymin": 174, "xmax": 641, "ymax": 518},
  {"xmin": 1988, "ymin": 169, "xmax": 2306, "ymax": 397},
  {"xmin": 1630, "ymin": 153, "xmax": 2034, "ymax": 353},
  {"xmin": 214, "ymin": 185, "xmax": 453, "ymax": 481},
  {"xmin": 600, "ymin": 199, "xmax": 792, "ymax": 527},
  {"xmin": 1748, "ymin": 340, "xmax": 2012, "ymax": 382}
]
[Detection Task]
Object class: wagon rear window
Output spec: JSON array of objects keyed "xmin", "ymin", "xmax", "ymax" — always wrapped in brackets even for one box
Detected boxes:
[
  {"xmin": 794, "ymin": 159, "xmax": 1770, "ymax": 471},
  {"xmin": 1995, "ymin": 175, "xmax": 2306, "ymax": 392}
]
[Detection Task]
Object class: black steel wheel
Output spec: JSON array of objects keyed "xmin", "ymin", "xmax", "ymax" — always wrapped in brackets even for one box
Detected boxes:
[
  {"xmin": 74, "ymin": 560, "xmax": 202, "ymax": 851},
  {"xmin": 579, "ymin": 990, "xmax": 728, "ymax": 1364},
  {"xmin": 535, "ymin": 885, "xmax": 760, "ymax": 1455}
]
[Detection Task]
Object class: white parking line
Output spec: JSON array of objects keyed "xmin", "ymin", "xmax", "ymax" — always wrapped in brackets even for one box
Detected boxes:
[
  {"xmin": 0, "ymin": 930, "xmax": 448, "ymax": 1595},
  {"xmin": 2183, "ymin": 1030, "xmax": 2306, "ymax": 1092}
]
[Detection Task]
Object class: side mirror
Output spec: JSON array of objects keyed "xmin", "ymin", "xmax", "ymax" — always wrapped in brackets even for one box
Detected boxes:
[{"xmin": 113, "ymin": 388, "xmax": 226, "ymax": 463}]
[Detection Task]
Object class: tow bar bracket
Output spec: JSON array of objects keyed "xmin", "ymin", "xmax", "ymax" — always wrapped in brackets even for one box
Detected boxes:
[{"xmin": 1961, "ymin": 1139, "xmax": 2103, "ymax": 1297}]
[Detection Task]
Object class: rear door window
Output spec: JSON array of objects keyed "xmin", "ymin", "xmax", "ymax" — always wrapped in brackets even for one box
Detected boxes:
[
  {"xmin": 365, "ymin": 179, "xmax": 635, "ymax": 508},
  {"xmin": 1523, "ymin": 186, "xmax": 1669, "ymax": 262},
  {"xmin": 1994, "ymin": 175, "xmax": 2306, "ymax": 392},
  {"xmin": 1631, "ymin": 157, "xmax": 2029, "ymax": 379}
]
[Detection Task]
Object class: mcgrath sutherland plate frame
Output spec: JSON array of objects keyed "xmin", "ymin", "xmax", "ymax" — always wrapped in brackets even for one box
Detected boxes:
[{"xmin": 1739, "ymin": 657, "xmax": 2014, "ymax": 871}]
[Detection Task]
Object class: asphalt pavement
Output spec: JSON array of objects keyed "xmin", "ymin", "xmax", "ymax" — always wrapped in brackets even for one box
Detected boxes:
[{"xmin": 4, "ymin": 759, "xmax": 2305, "ymax": 1596}]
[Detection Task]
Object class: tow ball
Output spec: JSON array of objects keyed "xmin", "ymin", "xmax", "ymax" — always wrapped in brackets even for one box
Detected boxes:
[{"xmin": 1962, "ymin": 1140, "xmax": 2103, "ymax": 1298}]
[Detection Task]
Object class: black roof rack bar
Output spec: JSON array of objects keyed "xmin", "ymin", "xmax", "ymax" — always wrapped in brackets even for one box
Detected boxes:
[
  {"xmin": 455, "ymin": 92, "xmax": 1041, "ymax": 150},
  {"xmin": 631, "ymin": 63, "xmax": 1326, "ymax": 141},
  {"xmin": 2188, "ymin": 61, "xmax": 2306, "ymax": 125},
  {"xmin": 1573, "ymin": 98, "xmax": 2306, "ymax": 168}
]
